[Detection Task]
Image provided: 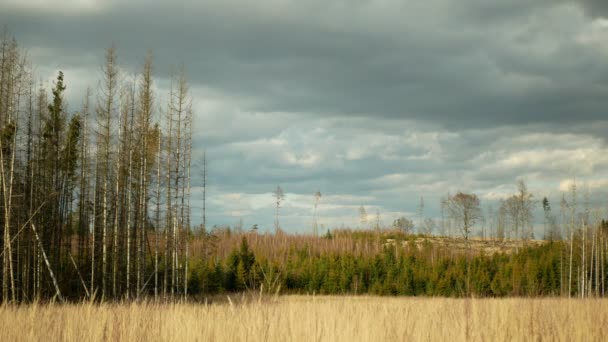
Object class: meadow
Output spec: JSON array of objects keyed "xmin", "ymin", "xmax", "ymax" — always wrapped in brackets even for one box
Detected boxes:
[{"xmin": 1, "ymin": 296, "xmax": 606, "ymax": 341}]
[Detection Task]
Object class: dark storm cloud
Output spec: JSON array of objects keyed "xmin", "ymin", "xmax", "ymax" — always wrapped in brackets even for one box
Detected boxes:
[
  {"xmin": 2, "ymin": 0, "xmax": 608, "ymax": 232},
  {"xmin": 2, "ymin": 0, "xmax": 607, "ymax": 130},
  {"xmin": 575, "ymin": 0, "xmax": 608, "ymax": 18}
]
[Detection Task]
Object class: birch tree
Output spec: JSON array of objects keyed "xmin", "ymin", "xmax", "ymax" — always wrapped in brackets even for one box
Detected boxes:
[
  {"xmin": 95, "ymin": 46, "xmax": 118, "ymax": 299},
  {"xmin": 448, "ymin": 192, "xmax": 481, "ymax": 241},
  {"xmin": 313, "ymin": 191, "xmax": 321, "ymax": 236}
]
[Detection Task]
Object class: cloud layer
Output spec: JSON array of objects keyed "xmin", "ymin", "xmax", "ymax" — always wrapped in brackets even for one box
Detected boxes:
[{"xmin": 2, "ymin": 0, "xmax": 608, "ymax": 234}]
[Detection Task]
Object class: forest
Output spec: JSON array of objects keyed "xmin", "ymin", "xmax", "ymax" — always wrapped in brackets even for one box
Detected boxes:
[
  {"xmin": 1, "ymin": 32, "xmax": 607, "ymax": 303},
  {"xmin": 0, "ymin": 33, "xmax": 193, "ymax": 302}
]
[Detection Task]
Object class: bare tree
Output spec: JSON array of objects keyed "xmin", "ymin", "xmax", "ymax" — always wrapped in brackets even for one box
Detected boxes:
[
  {"xmin": 273, "ymin": 186, "xmax": 285, "ymax": 233},
  {"xmin": 359, "ymin": 206, "xmax": 368, "ymax": 228},
  {"xmin": 202, "ymin": 150, "xmax": 207, "ymax": 230},
  {"xmin": 374, "ymin": 209, "xmax": 381, "ymax": 232},
  {"xmin": 153, "ymin": 123, "xmax": 161, "ymax": 300},
  {"xmin": 486, "ymin": 204, "xmax": 495, "ymax": 239},
  {"xmin": 448, "ymin": 192, "xmax": 481, "ymax": 241},
  {"xmin": 96, "ymin": 46, "xmax": 119, "ymax": 300},
  {"xmin": 542, "ymin": 197, "xmax": 550, "ymax": 240},
  {"xmin": 516, "ymin": 180, "xmax": 535, "ymax": 241},
  {"xmin": 312, "ymin": 191, "xmax": 321, "ymax": 236},
  {"xmin": 423, "ymin": 218, "xmax": 435, "ymax": 236},
  {"xmin": 0, "ymin": 37, "xmax": 199, "ymax": 303},
  {"xmin": 440, "ymin": 196, "xmax": 447, "ymax": 236},
  {"xmin": 497, "ymin": 200, "xmax": 506, "ymax": 241},
  {"xmin": 417, "ymin": 196, "xmax": 424, "ymax": 233},
  {"xmin": 393, "ymin": 216, "xmax": 414, "ymax": 234},
  {"xmin": 569, "ymin": 180, "xmax": 577, "ymax": 298}
]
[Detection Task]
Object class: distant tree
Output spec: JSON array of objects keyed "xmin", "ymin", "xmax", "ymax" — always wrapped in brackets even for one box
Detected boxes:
[
  {"xmin": 417, "ymin": 196, "xmax": 424, "ymax": 233},
  {"xmin": 568, "ymin": 180, "xmax": 577, "ymax": 298},
  {"xmin": 560, "ymin": 194, "xmax": 568, "ymax": 241},
  {"xmin": 542, "ymin": 197, "xmax": 551, "ymax": 240},
  {"xmin": 516, "ymin": 180, "xmax": 535, "ymax": 241},
  {"xmin": 273, "ymin": 185, "xmax": 285, "ymax": 233},
  {"xmin": 201, "ymin": 150, "xmax": 207, "ymax": 230},
  {"xmin": 313, "ymin": 191, "xmax": 321, "ymax": 236},
  {"xmin": 478, "ymin": 212, "xmax": 486, "ymax": 239},
  {"xmin": 486, "ymin": 204, "xmax": 495, "ymax": 239},
  {"xmin": 503, "ymin": 197, "xmax": 518, "ymax": 240},
  {"xmin": 374, "ymin": 209, "xmax": 381, "ymax": 231},
  {"xmin": 547, "ymin": 215, "xmax": 560, "ymax": 241},
  {"xmin": 423, "ymin": 218, "xmax": 436, "ymax": 236},
  {"xmin": 234, "ymin": 218, "xmax": 244, "ymax": 233},
  {"xmin": 497, "ymin": 200, "xmax": 506, "ymax": 240},
  {"xmin": 440, "ymin": 196, "xmax": 448, "ymax": 236},
  {"xmin": 393, "ymin": 216, "xmax": 414, "ymax": 234},
  {"xmin": 448, "ymin": 192, "xmax": 481, "ymax": 241},
  {"xmin": 359, "ymin": 206, "xmax": 368, "ymax": 228}
]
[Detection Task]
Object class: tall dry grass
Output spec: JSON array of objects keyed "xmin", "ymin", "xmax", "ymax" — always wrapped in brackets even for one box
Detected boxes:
[
  {"xmin": 190, "ymin": 230, "xmax": 387, "ymax": 262},
  {"xmin": 1, "ymin": 296, "xmax": 606, "ymax": 341},
  {"xmin": 188, "ymin": 229, "xmax": 530, "ymax": 266}
]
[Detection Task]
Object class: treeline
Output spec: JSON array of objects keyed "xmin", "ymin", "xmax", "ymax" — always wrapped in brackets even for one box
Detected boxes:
[
  {"xmin": 0, "ymin": 33, "xmax": 193, "ymax": 302},
  {"xmin": 188, "ymin": 228, "xmax": 608, "ymax": 298}
]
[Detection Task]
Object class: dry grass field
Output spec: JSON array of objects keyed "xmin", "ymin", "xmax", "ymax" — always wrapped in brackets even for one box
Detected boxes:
[{"xmin": 1, "ymin": 296, "xmax": 606, "ymax": 342}]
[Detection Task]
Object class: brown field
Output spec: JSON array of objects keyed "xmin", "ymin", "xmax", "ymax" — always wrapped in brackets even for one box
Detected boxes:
[{"xmin": 0, "ymin": 296, "xmax": 606, "ymax": 341}]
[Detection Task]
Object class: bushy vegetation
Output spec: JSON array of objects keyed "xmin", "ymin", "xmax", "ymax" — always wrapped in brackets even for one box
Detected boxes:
[{"xmin": 185, "ymin": 232, "xmax": 591, "ymax": 298}]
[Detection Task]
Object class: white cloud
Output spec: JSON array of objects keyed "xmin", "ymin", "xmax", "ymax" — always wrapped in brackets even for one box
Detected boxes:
[
  {"xmin": 559, "ymin": 178, "xmax": 608, "ymax": 192},
  {"xmin": 7, "ymin": 0, "xmax": 608, "ymax": 236}
]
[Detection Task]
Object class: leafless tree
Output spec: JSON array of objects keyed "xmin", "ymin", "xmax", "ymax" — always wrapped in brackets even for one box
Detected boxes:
[
  {"xmin": 393, "ymin": 216, "xmax": 414, "ymax": 235},
  {"xmin": 374, "ymin": 209, "xmax": 381, "ymax": 232},
  {"xmin": 312, "ymin": 191, "xmax": 321, "ymax": 236},
  {"xmin": 417, "ymin": 196, "xmax": 424, "ymax": 233},
  {"xmin": 95, "ymin": 46, "xmax": 119, "ymax": 299},
  {"xmin": 423, "ymin": 218, "xmax": 436, "ymax": 236},
  {"xmin": 274, "ymin": 186, "xmax": 285, "ymax": 233},
  {"xmin": 448, "ymin": 192, "xmax": 481, "ymax": 241},
  {"xmin": 359, "ymin": 206, "xmax": 368, "ymax": 228}
]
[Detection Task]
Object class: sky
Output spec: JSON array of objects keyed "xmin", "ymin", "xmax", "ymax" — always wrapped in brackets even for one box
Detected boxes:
[{"xmin": 2, "ymin": 0, "xmax": 608, "ymax": 235}]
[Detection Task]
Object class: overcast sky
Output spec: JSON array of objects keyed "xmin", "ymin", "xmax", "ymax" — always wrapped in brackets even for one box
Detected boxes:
[{"xmin": 2, "ymin": 0, "xmax": 608, "ymax": 235}]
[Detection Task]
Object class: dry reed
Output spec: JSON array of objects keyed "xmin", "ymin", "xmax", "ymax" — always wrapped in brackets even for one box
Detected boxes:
[{"xmin": 0, "ymin": 296, "xmax": 605, "ymax": 341}]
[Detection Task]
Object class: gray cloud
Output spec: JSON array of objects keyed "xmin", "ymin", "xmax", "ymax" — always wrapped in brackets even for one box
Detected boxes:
[
  {"xmin": 575, "ymin": 0, "xmax": 608, "ymax": 18},
  {"xmin": 2, "ymin": 0, "xmax": 608, "ymax": 233},
  {"xmin": 3, "ymin": 0, "xmax": 607, "ymax": 130}
]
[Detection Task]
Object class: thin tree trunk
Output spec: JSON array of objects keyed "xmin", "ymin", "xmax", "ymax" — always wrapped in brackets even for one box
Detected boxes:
[
  {"xmin": 69, "ymin": 252, "xmax": 89, "ymax": 298},
  {"xmin": 1, "ymin": 117, "xmax": 18, "ymax": 302},
  {"xmin": 164, "ymin": 100, "xmax": 172, "ymax": 298},
  {"xmin": 184, "ymin": 109, "xmax": 192, "ymax": 299},
  {"xmin": 90, "ymin": 157, "xmax": 98, "ymax": 298},
  {"xmin": 591, "ymin": 230, "xmax": 595, "ymax": 296},
  {"xmin": 154, "ymin": 126, "xmax": 161, "ymax": 300},
  {"xmin": 569, "ymin": 225, "xmax": 573, "ymax": 298},
  {"xmin": 582, "ymin": 220, "xmax": 585, "ymax": 298},
  {"xmin": 112, "ymin": 110, "xmax": 123, "ymax": 299},
  {"xmin": 31, "ymin": 224, "xmax": 63, "ymax": 303},
  {"xmin": 102, "ymin": 161, "xmax": 108, "ymax": 299},
  {"xmin": 202, "ymin": 151, "xmax": 206, "ymax": 230}
]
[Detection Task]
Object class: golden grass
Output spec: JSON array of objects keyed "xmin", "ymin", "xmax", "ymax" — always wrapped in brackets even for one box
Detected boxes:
[
  {"xmin": 1, "ymin": 296, "xmax": 606, "ymax": 341},
  {"xmin": 189, "ymin": 230, "xmax": 542, "ymax": 266}
]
